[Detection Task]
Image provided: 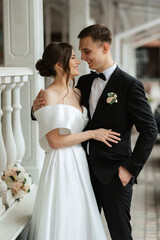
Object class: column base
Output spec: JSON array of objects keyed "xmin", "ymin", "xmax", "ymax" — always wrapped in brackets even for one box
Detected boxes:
[{"xmin": 0, "ymin": 189, "xmax": 15, "ymax": 207}]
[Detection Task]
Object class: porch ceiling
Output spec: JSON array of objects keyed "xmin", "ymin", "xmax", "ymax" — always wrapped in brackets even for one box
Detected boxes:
[{"xmin": 43, "ymin": 0, "xmax": 160, "ymax": 47}]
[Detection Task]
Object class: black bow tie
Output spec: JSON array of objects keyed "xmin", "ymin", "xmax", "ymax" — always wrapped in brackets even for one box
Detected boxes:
[{"xmin": 91, "ymin": 71, "xmax": 106, "ymax": 81}]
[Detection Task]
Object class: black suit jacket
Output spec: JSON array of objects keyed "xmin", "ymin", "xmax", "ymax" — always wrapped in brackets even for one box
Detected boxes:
[{"xmin": 76, "ymin": 66, "xmax": 158, "ymax": 183}]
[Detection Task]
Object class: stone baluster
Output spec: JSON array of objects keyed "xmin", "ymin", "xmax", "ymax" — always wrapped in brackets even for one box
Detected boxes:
[
  {"xmin": 1, "ymin": 82, "xmax": 16, "ymax": 206},
  {"xmin": 0, "ymin": 84, "xmax": 7, "ymax": 215},
  {"xmin": 2, "ymin": 82, "xmax": 17, "ymax": 166},
  {"xmin": 12, "ymin": 78, "xmax": 25, "ymax": 167}
]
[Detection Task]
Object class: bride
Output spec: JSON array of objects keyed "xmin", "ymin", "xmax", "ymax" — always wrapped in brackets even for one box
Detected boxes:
[{"xmin": 28, "ymin": 42, "xmax": 120, "ymax": 240}]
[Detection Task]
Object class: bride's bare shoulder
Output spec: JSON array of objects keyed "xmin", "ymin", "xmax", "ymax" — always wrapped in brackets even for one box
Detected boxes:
[{"xmin": 40, "ymin": 88, "xmax": 58, "ymax": 106}]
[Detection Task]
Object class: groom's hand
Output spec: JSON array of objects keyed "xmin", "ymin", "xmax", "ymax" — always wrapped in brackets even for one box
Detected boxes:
[
  {"xmin": 118, "ymin": 166, "xmax": 132, "ymax": 186},
  {"xmin": 33, "ymin": 89, "xmax": 45, "ymax": 113}
]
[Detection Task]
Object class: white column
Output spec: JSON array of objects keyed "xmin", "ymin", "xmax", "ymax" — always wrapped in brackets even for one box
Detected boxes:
[
  {"xmin": 12, "ymin": 81, "xmax": 25, "ymax": 166},
  {"xmin": 122, "ymin": 41, "xmax": 136, "ymax": 76},
  {"xmin": 100, "ymin": 0, "xmax": 115, "ymax": 31},
  {"xmin": 3, "ymin": 0, "xmax": 45, "ymax": 184},
  {"xmin": 114, "ymin": 36, "xmax": 122, "ymax": 67},
  {"xmin": 0, "ymin": 84, "xmax": 7, "ymax": 215},
  {"xmin": 122, "ymin": 41, "xmax": 129, "ymax": 72},
  {"xmin": 62, "ymin": 12, "xmax": 68, "ymax": 42},
  {"xmin": 129, "ymin": 47, "xmax": 136, "ymax": 77},
  {"xmin": 69, "ymin": 0, "xmax": 91, "ymax": 76},
  {"xmin": 44, "ymin": 3, "xmax": 52, "ymax": 45},
  {"xmin": 2, "ymin": 83, "xmax": 17, "ymax": 166}
]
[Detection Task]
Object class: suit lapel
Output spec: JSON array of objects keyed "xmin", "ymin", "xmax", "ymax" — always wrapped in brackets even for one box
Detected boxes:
[
  {"xmin": 82, "ymin": 74, "xmax": 95, "ymax": 120},
  {"xmin": 90, "ymin": 67, "xmax": 121, "ymax": 124}
]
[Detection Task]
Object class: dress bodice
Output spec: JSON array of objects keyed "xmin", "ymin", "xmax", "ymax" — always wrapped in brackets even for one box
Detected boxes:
[{"xmin": 34, "ymin": 104, "xmax": 88, "ymax": 150}]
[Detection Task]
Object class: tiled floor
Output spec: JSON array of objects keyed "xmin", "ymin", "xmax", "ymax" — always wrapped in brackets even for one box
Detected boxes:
[{"xmin": 101, "ymin": 135, "xmax": 160, "ymax": 240}]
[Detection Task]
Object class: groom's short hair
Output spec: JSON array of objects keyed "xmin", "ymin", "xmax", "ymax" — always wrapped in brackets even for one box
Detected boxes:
[{"xmin": 78, "ymin": 24, "xmax": 112, "ymax": 45}]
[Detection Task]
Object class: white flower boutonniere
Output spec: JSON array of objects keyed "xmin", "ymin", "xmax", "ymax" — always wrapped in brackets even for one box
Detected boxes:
[{"xmin": 106, "ymin": 92, "xmax": 118, "ymax": 105}]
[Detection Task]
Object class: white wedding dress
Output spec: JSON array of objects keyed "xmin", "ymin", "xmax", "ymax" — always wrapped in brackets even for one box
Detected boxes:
[{"xmin": 28, "ymin": 104, "xmax": 107, "ymax": 240}]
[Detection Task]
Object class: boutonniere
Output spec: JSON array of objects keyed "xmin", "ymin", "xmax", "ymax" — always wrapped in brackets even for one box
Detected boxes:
[{"xmin": 106, "ymin": 92, "xmax": 118, "ymax": 104}]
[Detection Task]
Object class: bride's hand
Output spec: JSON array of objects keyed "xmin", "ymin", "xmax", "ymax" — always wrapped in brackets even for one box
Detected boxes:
[
  {"xmin": 91, "ymin": 129, "xmax": 121, "ymax": 147},
  {"xmin": 33, "ymin": 89, "xmax": 45, "ymax": 112}
]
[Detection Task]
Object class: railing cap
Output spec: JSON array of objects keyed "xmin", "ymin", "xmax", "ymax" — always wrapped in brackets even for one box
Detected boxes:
[{"xmin": 0, "ymin": 67, "xmax": 33, "ymax": 77}]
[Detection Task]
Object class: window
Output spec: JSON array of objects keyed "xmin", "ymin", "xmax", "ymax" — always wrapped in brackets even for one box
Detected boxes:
[{"xmin": 136, "ymin": 47, "xmax": 160, "ymax": 79}]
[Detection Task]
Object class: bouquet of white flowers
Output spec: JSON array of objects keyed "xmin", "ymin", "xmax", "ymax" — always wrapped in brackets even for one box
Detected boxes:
[{"xmin": 1, "ymin": 165, "xmax": 32, "ymax": 200}]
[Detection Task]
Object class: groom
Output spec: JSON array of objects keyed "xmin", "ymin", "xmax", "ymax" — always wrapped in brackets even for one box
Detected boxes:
[
  {"xmin": 75, "ymin": 24, "xmax": 157, "ymax": 239},
  {"xmin": 32, "ymin": 24, "xmax": 158, "ymax": 239}
]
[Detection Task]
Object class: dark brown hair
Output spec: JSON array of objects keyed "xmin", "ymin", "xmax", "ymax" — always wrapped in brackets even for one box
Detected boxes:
[
  {"xmin": 36, "ymin": 41, "xmax": 73, "ymax": 79},
  {"xmin": 78, "ymin": 24, "xmax": 112, "ymax": 45},
  {"xmin": 36, "ymin": 42, "xmax": 77, "ymax": 101}
]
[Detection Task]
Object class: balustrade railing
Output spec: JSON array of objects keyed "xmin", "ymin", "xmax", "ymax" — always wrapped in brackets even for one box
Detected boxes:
[{"xmin": 0, "ymin": 67, "xmax": 33, "ymax": 216}]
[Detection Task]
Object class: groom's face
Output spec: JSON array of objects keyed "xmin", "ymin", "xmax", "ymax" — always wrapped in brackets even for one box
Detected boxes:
[{"xmin": 79, "ymin": 36, "xmax": 106, "ymax": 73}]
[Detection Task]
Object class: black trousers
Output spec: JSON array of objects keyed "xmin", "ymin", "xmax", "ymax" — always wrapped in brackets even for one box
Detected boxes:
[{"xmin": 89, "ymin": 166, "xmax": 134, "ymax": 240}]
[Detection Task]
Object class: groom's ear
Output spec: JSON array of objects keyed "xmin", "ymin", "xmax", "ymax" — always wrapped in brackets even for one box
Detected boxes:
[{"xmin": 103, "ymin": 43, "xmax": 110, "ymax": 54}]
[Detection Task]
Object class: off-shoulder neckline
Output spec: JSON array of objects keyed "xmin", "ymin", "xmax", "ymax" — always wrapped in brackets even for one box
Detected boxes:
[{"xmin": 36, "ymin": 104, "xmax": 84, "ymax": 115}]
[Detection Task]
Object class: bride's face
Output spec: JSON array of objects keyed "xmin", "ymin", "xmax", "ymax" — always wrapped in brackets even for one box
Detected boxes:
[{"xmin": 69, "ymin": 50, "xmax": 80, "ymax": 77}]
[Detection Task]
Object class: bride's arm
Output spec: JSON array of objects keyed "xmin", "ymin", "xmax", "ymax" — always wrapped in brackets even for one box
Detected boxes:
[
  {"xmin": 38, "ymin": 88, "xmax": 121, "ymax": 148},
  {"xmin": 46, "ymin": 128, "xmax": 121, "ymax": 149}
]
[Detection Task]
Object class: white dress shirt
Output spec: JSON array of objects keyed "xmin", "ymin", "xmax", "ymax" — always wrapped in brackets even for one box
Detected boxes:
[
  {"xmin": 87, "ymin": 62, "xmax": 117, "ymax": 154},
  {"xmin": 89, "ymin": 62, "xmax": 117, "ymax": 118}
]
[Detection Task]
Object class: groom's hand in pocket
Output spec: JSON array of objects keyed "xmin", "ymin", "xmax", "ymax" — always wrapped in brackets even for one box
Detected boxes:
[{"xmin": 118, "ymin": 166, "xmax": 132, "ymax": 187}]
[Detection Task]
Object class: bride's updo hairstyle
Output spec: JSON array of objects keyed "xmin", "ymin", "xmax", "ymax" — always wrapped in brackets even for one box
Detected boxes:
[
  {"xmin": 36, "ymin": 42, "xmax": 72, "ymax": 78},
  {"xmin": 36, "ymin": 42, "xmax": 78, "ymax": 101}
]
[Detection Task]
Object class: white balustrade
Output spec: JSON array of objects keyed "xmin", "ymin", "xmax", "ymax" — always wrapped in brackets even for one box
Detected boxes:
[{"xmin": 0, "ymin": 67, "xmax": 33, "ymax": 213}]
